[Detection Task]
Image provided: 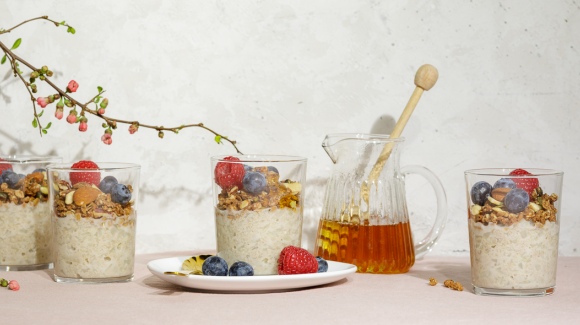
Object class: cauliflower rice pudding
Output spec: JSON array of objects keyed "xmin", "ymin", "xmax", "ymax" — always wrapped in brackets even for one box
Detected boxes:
[
  {"xmin": 214, "ymin": 161, "xmax": 303, "ymax": 275},
  {"xmin": 469, "ymin": 181, "xmax": 559, "ymax": 290},
  {"xmin": 0, "ymin": 170, "xmax": 52, "ymax": 267},
  {"xmin": 51, "ymin": 167, "xmax": 136, "ymax": 280}
]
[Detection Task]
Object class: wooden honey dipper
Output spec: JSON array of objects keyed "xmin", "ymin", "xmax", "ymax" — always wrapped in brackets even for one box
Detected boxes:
[{"xmin": 363, "ymin": 64, "xmax": 439, "ymax": 202}]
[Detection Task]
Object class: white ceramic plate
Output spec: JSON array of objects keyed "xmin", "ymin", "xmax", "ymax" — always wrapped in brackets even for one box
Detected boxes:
[{"xmin": 147, "ymin": 256, "xmax": 356, "ymax": 292}]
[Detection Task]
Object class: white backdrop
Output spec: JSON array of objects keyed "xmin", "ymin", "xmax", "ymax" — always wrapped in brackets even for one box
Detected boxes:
[{"xmin": 0, "ymin": 0, "xmax": 578, "ymax": 256}]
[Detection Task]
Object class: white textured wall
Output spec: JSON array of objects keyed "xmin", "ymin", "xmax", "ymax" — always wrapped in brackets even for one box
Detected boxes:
[{"xmin": 0, "ymin": 1, "xmax": 578, "ymax": 256}]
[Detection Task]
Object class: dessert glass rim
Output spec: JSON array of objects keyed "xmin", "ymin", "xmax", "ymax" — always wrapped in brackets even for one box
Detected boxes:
[
  {"xmin": 211, "ymin": 154, "xmax": 307, "ymax": 163},
  {"xmin": 0, "ymin": 155, "xmax": 61, "ymax": 164},
  {"xmin": 325, "ymin": 133, "xmax": 405, "ymax": 143},
  {"xmin": 46, "ymin": 162, "xmax": 141, "ymax": 172},
  {"xmin": 464, "ymin": 168, "xmax": 563, "ymax": 177}
]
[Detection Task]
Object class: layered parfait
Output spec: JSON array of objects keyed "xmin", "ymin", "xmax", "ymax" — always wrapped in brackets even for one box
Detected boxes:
[
  {"xmin": 49, "ymin": 161, "xmax": 139, "ymax": 282},
  {"xmin": 467, "ymin": 168, "xmax": 560, "ymax": 291},
  {"xmin": 0, "ymin": 157, "xmax": 60, "ymax": 270},
  {"xmin": 212, "ymin": 156, "xmax": 305, "ymax": 275}
]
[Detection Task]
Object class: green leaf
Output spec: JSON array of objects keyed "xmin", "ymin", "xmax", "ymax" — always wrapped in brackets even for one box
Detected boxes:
[
  {"xmin": 38, "ymin": 110, "xmax": 44, "ymax": 117},
  {"xmin": 97, "ymin": 86, "xmax": 103, "ymax": 93},
  {"xmin": 42, "ymin": 129, "xmax": 47, "ymax": 134},
  {"xmin": 60, "ymin": 21, "xmax": 65, "ymax": 25},
  {"xmin": 215, "ymin": 135, "xmax": 222, "ymax": 144},
  {"xmin": 1, "ymin": 55, "xmax": 5, "ymax": 65},
  {"xmin": 32, "ymin": 118, "xmax": 38, "ymax": 128},
  {"xmin": 44, "ymin": 122, "xmax": 52, "ymax": 130},
  {"xmin": 11, "ymin": 38, "xmax": 21, "ymax": 50},
  {"xmin": 67, "ymin": 27, "xmax": 76, "ymax": 34},
  {"xmin": 94, "ymin": 96, "xmax": 102, "ymax": 103}
]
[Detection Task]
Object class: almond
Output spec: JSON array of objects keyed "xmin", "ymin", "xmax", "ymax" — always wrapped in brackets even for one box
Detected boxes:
[
  {"xmin": 491, "ymin": 188, "xmax": 511, "ymax": 202},
  {"xmin": 73, "ymin": 187, "xmax": 101, "ymax": 206}
]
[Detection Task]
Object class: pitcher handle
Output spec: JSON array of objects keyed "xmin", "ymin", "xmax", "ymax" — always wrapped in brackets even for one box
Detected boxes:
[{"xmin": 400, "ymin": 165, "xmax": 447, "ymax": 259}]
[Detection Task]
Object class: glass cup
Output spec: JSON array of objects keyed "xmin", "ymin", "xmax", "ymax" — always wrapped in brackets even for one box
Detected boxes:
[
  {"xmin": 47, "ymin": 163, "xmax": 140, "ymax": 283},
  {"xmin": 211, "ymin": 155, "xmax": 307, "ymax": 275},
  {"xmin": 464, "ymin": 168, "xmax": 563, "ymax": 296},
  {"xmin": 0, "ymin": 156, "xmax": 62, "ymax": 271}
]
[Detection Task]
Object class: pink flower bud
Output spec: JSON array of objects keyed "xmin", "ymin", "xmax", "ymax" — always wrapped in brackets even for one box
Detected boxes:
[
  {"xmin": 101, "ymin": 133, "xmax": 112, "ymax": 145},
  {"xmin": 55, "ymin": 108, "xmax": 64, "ymax": 120},
  {"xmin": 8, "ymin": 280, "xmax": 19, "ymax": 291},
  {"xmin": 98, "ymin": 108, "xmax": 105, "ymax": 115},
  {"xmin": 66, "ymin": 114, "xmax": 77, "ymax": 124},
  {"xmin": 37, "ymin": 97, "xmax": 48, "ymax": 108},
  {"xmin": 56, "ymin": 101, "xmax": 64, "ymax": 109},
  {"xmin": 79, "ymin": 122, "xmax": 88, "ymax": 132},
  {"xmin": 48, "ymin": 95, "xmax": 55, "ymax": 103},
  {"xmin": 128, "ymin": 124, "xmax": 139, "ymax": 134},
  {"xmin": 67, "ymin": 80, "xmax": 79, "ymax": 93},
  {"xmin": 100, "ymin": 98, "xmax": 109, "ymax": 109}
]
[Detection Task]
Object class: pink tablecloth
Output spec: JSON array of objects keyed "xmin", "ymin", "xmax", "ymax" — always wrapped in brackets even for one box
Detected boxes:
[{"xmin": 1, "ymin": 252, "xmax": 579, "ymax": 324}]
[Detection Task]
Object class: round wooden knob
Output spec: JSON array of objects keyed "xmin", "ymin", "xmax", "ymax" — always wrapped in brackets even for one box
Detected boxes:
[{"xmin": 414, "ymin": 64, "xmax": 438, "ymax": 91}]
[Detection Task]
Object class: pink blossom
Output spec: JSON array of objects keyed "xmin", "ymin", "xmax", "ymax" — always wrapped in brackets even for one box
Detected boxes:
[
  {"xmin": 37, "ymin": 97, "xmax": 48, "ymax": 108},
  {"xmin": 8, "ymin": 280, "xmax": 19, "ymax": 291},
  {"xmin": 97, "ymin": 108, "xmax": 105, "ymax": 115},
  {"xmin": 128, "ymin": 124, "xmax": 138, "ymax": 134},
  {"xmin": 55, "ymin": 108, "xmax": 64, "ymax": 120},
  {"xmin": 67, "ymin": 80, "xmax": 79, "ymax": 93},
  {"xmin": 79, "ymin": 122, "xmax": 88, "ymax": 132},
  {"xmin": 66, "ymin": 114, "xmax": 77, "ymax": 124},
  {"xmin": 101, "ymin": 133, "xmax": 112, "ymax": 145}
]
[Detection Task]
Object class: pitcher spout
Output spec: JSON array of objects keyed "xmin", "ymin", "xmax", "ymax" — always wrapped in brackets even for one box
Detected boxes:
[{"xmin": 322, "ymin": 136, "xmax": 338, "ymax": 164}]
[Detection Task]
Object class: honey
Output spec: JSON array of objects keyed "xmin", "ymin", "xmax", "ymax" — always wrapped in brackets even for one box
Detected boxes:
[{"xmin": 314, "ymin": 219, "xmax": 415, "ymax": 274}]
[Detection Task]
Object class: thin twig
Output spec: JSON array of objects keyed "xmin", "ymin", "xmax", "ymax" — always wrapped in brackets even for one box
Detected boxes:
[
  {"xmin": 0, "ymin": 24, "xmax": 242, "ymax": 153},
  {"xmin": 0, "ymin": 16, "xmax": 72, "ymax": 35}
]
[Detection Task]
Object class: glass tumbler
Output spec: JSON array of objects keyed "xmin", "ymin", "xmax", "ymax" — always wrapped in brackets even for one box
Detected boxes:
[
  {"xmin": 47, "ymin": 163, "xmax": 140, "ymax": 283},
  {"xmin": 211, "ymin": 155, "xmax": 307, "ymax": 275},
  {"xmin": 465, "ymin": 168, "xmax": 563, "ymax": 296},
  {"xmin": 0, "ymin": 156, "xmax": 62, "ymax": 271}
]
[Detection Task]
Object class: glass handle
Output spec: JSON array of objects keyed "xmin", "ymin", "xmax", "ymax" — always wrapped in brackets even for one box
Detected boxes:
[{"xmin": 400, "ymin": 165, "xmax": 448, "ymax": 259}]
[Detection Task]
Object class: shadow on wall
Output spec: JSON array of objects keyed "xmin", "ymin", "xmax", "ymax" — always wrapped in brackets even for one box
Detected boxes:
[
  {"xmin": 370, "ymin": 114, "xmax": 396, "ymax": 135},
  {"xmin": 0, "ymin": 128, "xmax": 91, "ymax": 162}
]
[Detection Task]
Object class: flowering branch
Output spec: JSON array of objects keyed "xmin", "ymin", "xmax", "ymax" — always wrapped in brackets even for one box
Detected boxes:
[{"xmin": 0, "ymin": 16, "xmax": 242, "ymax": 153}]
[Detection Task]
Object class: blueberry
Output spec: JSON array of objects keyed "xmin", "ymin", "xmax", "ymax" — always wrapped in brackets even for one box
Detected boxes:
[
  {"xmin": 242, "ymin": 171, "xmax": 267, "ymax": 194},
  {"xmin": 493, "ymin": 178, "xmax": 517, "ymax": 190},
  {"xmin": 243, "ymin": 165, "xmax": 253, "ymax": 173},
  {"xmin": 202, "ymin": 256, "xmax": 228, "ymax": 276},
  {"xmin": 504, "ymin": 188, "xmax": 529, "ymax": 213},
  {"xmin": 267, "ymin": 166, "xmax": 279, "ymax": 174},
  {"xmin": 99, "ymin": 176, "xmax": 119, "ymax": 194},
  {"xmin": 1, "ymin": 170, "xmax": 20, "ymax": 189},
  {"xmin": 32, "ymin": 168, "xmax": 46, "ymax": 174},
  {"xmin": 470, "ymin": 181, "xmax": 492, "ymax": 206},
  {"xmin": 18, "ymin": 174, "xmax": 26, "ymax": 180},
  {"xmin": 111, "ymin": 184, "xmax": 132, "ymax": 204},
  {"xmin": 316, "ymin": 256, "xmax": 328, "ymax": 273},
  {"xmin": 229, "ymin": 261, "xmax": 254, "ymax": 276}
]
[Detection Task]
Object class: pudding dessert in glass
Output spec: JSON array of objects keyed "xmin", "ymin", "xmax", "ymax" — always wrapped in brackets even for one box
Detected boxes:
[
  {"xmin": 211, "ymin": 155, "xmax": 307, "ymax": 275},
  {"xmin": 47, "ymin": 161, "xmax": 140, "ymax": 283},
  {"xmin": 0, "ymin": 156, "xmax": 62, "ymax": 271},
  {"xmin": 464, "ymin": 168, "xmax": 563, "ymax": 296}
]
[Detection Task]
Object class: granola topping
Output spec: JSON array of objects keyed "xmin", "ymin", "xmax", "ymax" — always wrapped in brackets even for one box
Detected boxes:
[{"xmin": 0, "ymin": 172, "xmax": 48, "ymax": 206}]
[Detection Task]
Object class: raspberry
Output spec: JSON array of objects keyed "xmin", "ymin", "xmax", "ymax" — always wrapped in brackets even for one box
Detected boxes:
[
  {"xmin": 509, "ymin": 168, "xmax": 539, "ymax": 200},
  {"xmin": 278, "ymin": 246, "xmax": 318, "ymax": 275},
  {"xmin": 0, "ymin": 158, "xmax": 13, "ymax": 173},
  {"xmin": 214, "ymin": 156, "xmax": 245, "ymax": 190},
  {"xmin": 70, "ymin": 160, "xmax": 101, "ymax": 186}
]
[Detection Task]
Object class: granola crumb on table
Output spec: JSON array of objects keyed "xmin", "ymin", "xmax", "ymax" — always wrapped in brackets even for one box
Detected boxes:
[
  {"xmin": 443, "ymin": 279, "xmax": 464, "ymax": 291},
  {"xmin": 429, "ymin": 277, "xmax": 437, "ymax": 286}
]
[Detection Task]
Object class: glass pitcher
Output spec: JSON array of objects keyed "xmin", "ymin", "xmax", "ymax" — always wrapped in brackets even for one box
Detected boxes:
[{"xmin": 314, "ymin": 133, "xmax": 447, "ymax": 274}]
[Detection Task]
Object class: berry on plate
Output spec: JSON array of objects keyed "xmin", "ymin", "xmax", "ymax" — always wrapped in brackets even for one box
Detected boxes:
[
  {"xmin": 470, "ymin": 181, "xmax": 492, "ymax": 206},
  {"xmin": 111, "ymin": 184, "xmax": 132, "ymax": 204},
  {"xmin": 504, "ymin": 188, "xmax": 529, "ymax": 213},
  {"xmin": 229, "ymin": 261, "xmax": 254, "ymax": 276},
  {"xmin": 70, "ymin": 161, "xmax": 101, "ymax": 186},
  {"xmin": 99, "ymin": 176, "xmax": 119, "ymax": 194},
  {"xmin": 202, "ymin": 256, "xmax": 228, "ymax": 276},
  {"xmin": 242, "ymin": 171, "xmax": 267, "ymax": 194},
  {"xmin": 509, "ymin": 169, "xmax": 539, "ymax": 199},
  {"xmin": 278, "ymin": 246, "xmax": 318, "ymax": 275},
  {"xmin": 316, "ymin": 256, "xmax": 328, "ymax": 273},
  {"xmin": 214, "ymin": 156, "xmax": 245, "ymax": 190}
]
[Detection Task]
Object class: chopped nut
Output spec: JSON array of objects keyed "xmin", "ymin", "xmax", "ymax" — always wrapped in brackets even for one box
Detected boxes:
[
  {"xmin": 428, "ymin": 278, "xmax": 437, "ymax": 286},
  {"xmin": 65, "ymin": 191, "xmax": 75, "ymax": 205}
]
